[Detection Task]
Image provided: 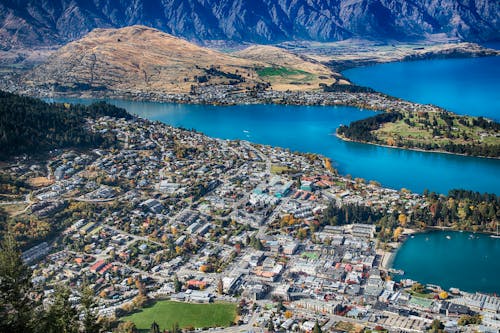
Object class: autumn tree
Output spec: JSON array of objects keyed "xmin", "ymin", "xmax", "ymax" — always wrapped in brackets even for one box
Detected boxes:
[
  {"xmin": 217, "ymin": 278, "xmax": 224, "ymax": 295},
  {"xmin": 135, "ymin": 278, "xmax": 147, "ymax": 297},
  {"xmin": 297, "ymin": 228, "xmax": 307, "ymax": 240},
  {"xmin": 392, "ymin": 227, "xmax": 403, "ymax": 241},
  {"xmin": 438, "ymin": 291, "xmax": 449, "ymax": 300},
  {"xmin": 115, "ymin": 321, "xmax": 138, "ymax": 333},
  {"xmin": 398, "ymin": 214, "xmax": 407, "ymax": 226},
  {"xmin": 458, "ymin": 314, "xmax": 481, "ymax": 326},
  {"xmin": 411, "ymin": 282, "xmax": 425, "ymax": 294}
]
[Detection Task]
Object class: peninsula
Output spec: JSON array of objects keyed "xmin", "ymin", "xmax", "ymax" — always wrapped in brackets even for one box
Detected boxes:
[{"xmin": 337, "ymin": 110, "xmax": 500, "ymax": 158}]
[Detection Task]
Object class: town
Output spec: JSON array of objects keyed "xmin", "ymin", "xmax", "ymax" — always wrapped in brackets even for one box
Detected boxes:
[{"xmin": 2, "ymin": 114, "xmax": 499, "ymax": 333}]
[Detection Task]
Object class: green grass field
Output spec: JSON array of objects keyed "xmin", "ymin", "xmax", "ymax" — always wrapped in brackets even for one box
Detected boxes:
[
  {"xmin": 122, "ymin": 301, "xmax": 237, "ymax": 331},
  {"xmin": 256, "ymin": 66, "xmax": 308, "ymax": 77},
  {"xmin": 270, "ymin": 164, "xmax": 291, "ymax": 174}
]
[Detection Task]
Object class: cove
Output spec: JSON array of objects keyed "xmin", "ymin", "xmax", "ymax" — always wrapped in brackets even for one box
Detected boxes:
[
  {"xmin": 52, "ymin": 98, "xmax": 500, "ymax": 195},
  {"xmin": 343, "ymin": 56, "xmax": 500, "ymax": 121},
  {"xmin": 392, "ymin": 230, "xmax": 500, "ymax": 294}
]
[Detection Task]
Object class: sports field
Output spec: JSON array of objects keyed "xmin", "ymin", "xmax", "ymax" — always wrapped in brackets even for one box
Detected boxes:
[{"xmin": 122, "ymin": 301, "xmax": 237, "ymax": 331}]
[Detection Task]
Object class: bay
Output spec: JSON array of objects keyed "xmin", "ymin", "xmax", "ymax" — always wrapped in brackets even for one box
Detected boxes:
[
  {"xmin": 343, "ymin": 56, "xmax": 500, "ymax": 121},
  {"xmin": 53, "ymin": 98, "xmax": 500, "ymax": 195},
  {"xmin": 392, "ymin": 230, "xmax": 500, "ymax": 294}
]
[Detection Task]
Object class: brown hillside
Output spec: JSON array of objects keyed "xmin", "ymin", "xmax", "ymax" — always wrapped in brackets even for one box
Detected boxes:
[{"xmin": 25, "ymin": 25, "xmax": 267, "ymax": 95}]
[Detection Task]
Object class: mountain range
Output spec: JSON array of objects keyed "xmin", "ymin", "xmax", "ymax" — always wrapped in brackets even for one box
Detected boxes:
[{"xmin": 1, "ymin": 0, "xmax": 499, "ymax": 50}]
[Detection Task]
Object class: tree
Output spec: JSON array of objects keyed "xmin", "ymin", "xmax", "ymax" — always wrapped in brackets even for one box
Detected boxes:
[
  {"xmin": 150, "ymin": 321, "xmax": 160, "ymax": 333},
  {"xmin": 398, "ymin": 214, "xmax": 407, "ymax": 226},
  {"xmin": 173, "ymin": 275, "xmax": 182, "ymax": 293},
  {"xmin": 81, "ymin": 285, "xmax": 102, "ymax": 333},
  {"xmin": 266, "ymin": 319, "xmax": 275, "ymax": 332},
  {"xmin": 313, "ymin": 320, "xmax": 322, "ymax": 333},
  {"xmin": 39, "ymin": 286, "xmax": 79, "ymax": 333},
  {"xmin": 392, "ymin": 227, "xmax": 403, "ymax": 241},
  {"xmin": 0, "ymin": 233, "xmax": 35, "ymax": 333},
  {"xmin": 277, "ymin": 300, "xmax": 285, "ymax": 312},
  {"xmin": 411, "ymin": 282, "xmax": 425, "ymax": 294},
  {"xmin": 429, "ymin": 319, "xmax": 444, "ymax": 333},
  {"xmin": 135, "ymin": 278, "xmax": 147, "ymax": 297},
  {"xmin": 297, "ymin": 228, "xmax": 307, "ymax": 240},
  {"xmin": 217, "ymin": 278, "xmax": 224, "ymax": 295},
  {"xmin": 458, "ymin": 314, "xmax": 481, "ymax": 326},
  {"xmin": 438, "ymin": 291, "xmax": 448, "ymax": 300},
  {"xmin": 115, "ymin": 321, "xmax": 138, "ymax": 333}
]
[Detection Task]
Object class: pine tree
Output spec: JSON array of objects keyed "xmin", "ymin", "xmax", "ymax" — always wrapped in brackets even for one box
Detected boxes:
[
  {"xmin": 173, "ymin": 275, "xmax": 182, "ymax": 293},
  {"xmin": 81, "ymin": 285, "xmax": 102, "ymax": 333},
  {"xmin": 313, "ymin": 320, "xmax": 322, "ymax": 333},
  {"xmin": 0, "ymin": 233, "xmax": 35, "ymax": 333},
  {"xmin": 39, "ymin": 286, "xmax": 79, "ymax": 333},
  {"xmin": 266, "ymin": 319, "xmax": 274, "ymax": 332},
  {"xmin": 150, "ymin": 321, "xmax": 160, "ymax": 333}
]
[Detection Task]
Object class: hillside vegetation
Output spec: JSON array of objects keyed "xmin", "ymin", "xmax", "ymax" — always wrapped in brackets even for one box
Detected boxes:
[{"xmin": 0, "ymin": 91, "xmax": 130, "ymax": 159}]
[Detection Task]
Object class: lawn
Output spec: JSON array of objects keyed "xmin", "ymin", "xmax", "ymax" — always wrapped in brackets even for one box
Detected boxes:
[
  {"xmin": 122, "ymin": 301, "xmax": 237, "ymax": 331},
  {"xmin": 270, "ymin": 164, "xmax": 291, "ymax": 174},
  {"xmin": 334, "ymin": 321, "xmax": 364, "ymax": 333}
]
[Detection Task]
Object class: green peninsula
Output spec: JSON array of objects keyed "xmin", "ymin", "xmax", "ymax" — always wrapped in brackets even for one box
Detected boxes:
[{"xmin": 337, "ymin": 110, "xmax": 500, "ymax": 158}]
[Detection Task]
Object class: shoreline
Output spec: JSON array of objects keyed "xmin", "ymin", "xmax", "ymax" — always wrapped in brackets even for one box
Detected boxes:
[
  {"xmin": 4, "ymin": 48, "xmax": 497, "ymax": 162},
  {"xmin": 335, "ymin": 133, "xmax": 500, "ymax": 160},
  {"xmin": 322, "ymin": 42, "xmax": 500, "ymax": 72}
]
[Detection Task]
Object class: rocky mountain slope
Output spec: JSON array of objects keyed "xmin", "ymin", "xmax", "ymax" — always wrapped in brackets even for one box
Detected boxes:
[
  {"xmin": 1, "ymin": 0, "xmax": 498, "ymax": 50},
  {"xmin": 20, "ymin": 26, "xmax": 337, "ymax": 96}
]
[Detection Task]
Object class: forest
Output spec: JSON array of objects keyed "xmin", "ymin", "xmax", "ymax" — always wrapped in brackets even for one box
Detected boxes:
[
  {"xmin": 320, "ymin": 189, "xmax": 500, "ymax": 242},
  {"xmin": 337, "ymin": 112, "xmax": 403, "ymax": 142},
  {"xmin": 0, "ymin": 91, "xmax": 131, "ymax": 159}
]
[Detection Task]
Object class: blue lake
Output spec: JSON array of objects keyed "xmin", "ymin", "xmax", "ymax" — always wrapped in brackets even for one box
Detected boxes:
[
  {"xmin": 54, "ymin": 98, "xmax": 500, "ymax": 195},
  {"xmin": 343, "ymin": 56, "xmax": 500, "ymax": 121},
  {"xmin": 392, "ymin": 230, "xmax": 500, "ymax": 294}
]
